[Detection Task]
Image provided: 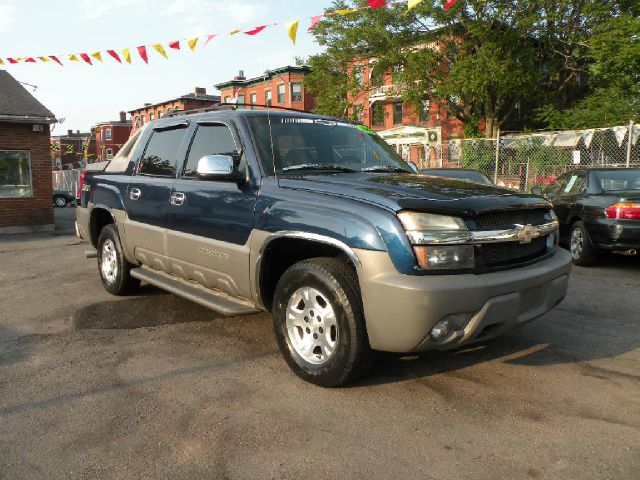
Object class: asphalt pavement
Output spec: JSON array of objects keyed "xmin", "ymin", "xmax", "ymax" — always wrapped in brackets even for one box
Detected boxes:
[{"xmin": 0, "ymin": 208, "xmax": 639, "ymax": 479}]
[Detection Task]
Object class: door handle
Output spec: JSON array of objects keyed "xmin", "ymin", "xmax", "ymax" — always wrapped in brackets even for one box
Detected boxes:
[
  {"xmin": 170, "ymin": 192, "xmax": 186, "ymax": 206},
  {"xmin": 129, "ymin": 188, "xmax": 142, "ymax": 201}
]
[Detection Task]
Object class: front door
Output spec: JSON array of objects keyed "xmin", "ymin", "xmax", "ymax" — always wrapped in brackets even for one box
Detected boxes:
[{"xmin": 166, "ymin": 122, "xmax": 258, "ymax": 299}]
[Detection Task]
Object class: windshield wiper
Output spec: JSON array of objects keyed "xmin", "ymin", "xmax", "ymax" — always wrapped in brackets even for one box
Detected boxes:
[
  {"xmin": 282, "ymin": 163, "xmax": 357, "ymax": 173},
  {"xmin": 360, "ymin": 166, "xmax": 410, "ymax": 173}
]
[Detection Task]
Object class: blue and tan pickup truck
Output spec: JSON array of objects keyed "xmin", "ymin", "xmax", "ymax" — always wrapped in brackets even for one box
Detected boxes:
[{"xmin": 76, "ymin": 107, "xmax": 572, "ymax": 386}]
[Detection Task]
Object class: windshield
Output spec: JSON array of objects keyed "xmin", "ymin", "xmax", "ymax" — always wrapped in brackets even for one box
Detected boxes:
[
  {"xmin": 246, "ymin": 115, "xmax": 412, "ymax": 176},
  {"xmin": 420, "ymin": 169, "xmax": 492, "ymax": 185},
  {"xmin": 593, "ymin": 169, "xmax": 640, "ymax": 191}
]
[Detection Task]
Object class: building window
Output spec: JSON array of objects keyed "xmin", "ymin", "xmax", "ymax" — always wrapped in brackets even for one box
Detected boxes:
[
  {"xmin": 134, "ymin": 116, "xmax": 140, "ymax": 129},
  {"xmin": 392, "ymin": 65, "xmax": 404, "ymax": 84},
  {"xmin": 150, "ymin": 112, "xmax": 155, "ymax": 121},
  {"xmin": 105, "ymin": 128, "xmax": 112, "ymax": 141},
  {"xmin": 291, "ymin": 83, "xmax": 302, "ymax": 102},
  {"xmin": 352, "ymin": 104, "xmax": 364, "ymax": 122},
  {"xmin": 0, "ymin": 150, "xmax": 31, "ymax": 198},
  {"xmin": 265, "ymin": 89, "xmax": 272, "ymax": 106},
  {"xmin": 106, "ymin": 149, "xmax": 113, "ymax": 159},
  {"xmin": 237, "ymin": 94, "xmax": 245, "ymax": 108},
  {"xmin": 250, "ymin": 93, "xmax": 257, "ymax": 109},
  {"xmin": 158, "ymin": 109, "xmax": 163, "ymax": 118},
  {"xmin": 393, "ymin": 102, "xmax": 403, "ymax": 125},
  {"xmin": 370, "ymin": 64, "xmax": 384, "ymax": 87},
  {"xmin": 371, "ymin": 103, "xmax": 385, "ymax": 127},
  {"xmin": 224, "ymin": 96, "xmax": 231, "ymax": 104},
  {"xmin": 419, "ymin": 100, "xmax": 430, "ymax": 123},
  {"xmin": 277, "ymin": 84, "xmax": 286, "ymax": 104},
  {"xmin": 353, "ymin": 65, "xmax": 364, "ymax": 86}
]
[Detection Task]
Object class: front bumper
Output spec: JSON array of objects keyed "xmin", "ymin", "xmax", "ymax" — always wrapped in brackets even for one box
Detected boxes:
[{"xmin": 355, "ymin": 248, "xmax": 572, "ymax": 352}]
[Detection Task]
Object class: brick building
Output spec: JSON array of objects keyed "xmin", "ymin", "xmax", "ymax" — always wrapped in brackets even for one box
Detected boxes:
[
  {"xmin": 51, "ymin": 130, "xmax": 90, "ymax": 169},
  {"xmin": 349, "ymin": 59, "xmax": 468, "ymax": 166},
  {"xmin": 129, "ymin": 88, "xmax": 220, "ymax": 134},
  {"xmin": 93, "ymin": 112, "xmax": 131, "ymax": 162},
  {"xmin": 215, "ymin": 66, "xmax": 315, "ymax": 112},
  {"xmin": 0, "ymin": 70, "xmax": 56, "ymax": 233}
]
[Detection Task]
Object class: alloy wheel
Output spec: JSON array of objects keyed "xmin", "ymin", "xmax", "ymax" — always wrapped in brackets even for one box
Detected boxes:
[
  {"xmin": 570, "ymin": 228, "xmax": 583, "ymax": 260},
  {"xmin": 100, "ymin": 239, "xmax": 118, "ymax": 284}
]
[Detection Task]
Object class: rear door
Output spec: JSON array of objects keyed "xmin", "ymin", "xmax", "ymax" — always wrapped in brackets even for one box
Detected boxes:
[
  {"xmin": 166, "ymin": 121, "xmax": 258, "ymax": 299},
  {"xmin": 123, "ymin": 123, "xmax": 189, "ymax": 270},
  {"xmin": 551, "ymin": 171, "xmax": 587, "ymax": 239}
]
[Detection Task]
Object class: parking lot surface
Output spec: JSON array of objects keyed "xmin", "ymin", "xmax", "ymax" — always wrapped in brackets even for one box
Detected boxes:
[{"xmin": 1, "ymin": 209, "xmax": 639, "ymax": 479}]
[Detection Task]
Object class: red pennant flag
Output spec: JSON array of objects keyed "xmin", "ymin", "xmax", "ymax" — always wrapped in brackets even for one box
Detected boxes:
[
  {"xmin": 169, "ymin": 40, "xmax": 180, "ymax": 50},
  {"xmin": 25, "ymin": 57, "xmax": 36, "ymax": 63},
  {"xmin": 367, "ymin": 0, "xmax": 387, "ymax": 8},
  {"xmin": 49, "ymin": 55, "xmax": 63, "ymax": 65},
  {"xmin": 245, "ymin": 24, "xmax": 269, "ymax": 35},
  {"xmin": 7, "ymin": 58, "xmax": 18, "ymax": 64},
  {"xmin": 137, "ymin": 45, "xmax": 149, "ymax": 64},
  {"xmin": 204, "ymin": 35, "xmax": 217, "ymax": 47},
  {"xmin": 107, "ymin": 50, "xmax": 122, "ymax": 63},
  {"xmin": 444, "ymin": 0, "xmax": 456, "ymax": 8},
  {"xmin": 79, "ymin": 53, "xmax": 92, "ymax": 65},
  {"xmin": 308, "ymin": 14, "xmax": 323, "ymax": 31}
]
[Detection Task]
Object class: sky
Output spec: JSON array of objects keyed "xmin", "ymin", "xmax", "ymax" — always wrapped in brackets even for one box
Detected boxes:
[{"xmin": 0, "ymin": 0, "xmax": 329, "ymax": 133}]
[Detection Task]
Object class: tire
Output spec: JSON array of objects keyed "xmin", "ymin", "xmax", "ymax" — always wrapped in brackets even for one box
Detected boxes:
[
  {"xmin": 569, "ymin": 221, "xmax": 597, "ymax": 266},
  {"xmin": 54, "ymin": 195, "xmax": 67, "ymax": 208},
  {"xmin": 272, "ymin": 257, "xmax": 373, "ymax": 387},
  {"xmin": 96, "ymin": 224, "xmax": 140, "ymax": 295}
]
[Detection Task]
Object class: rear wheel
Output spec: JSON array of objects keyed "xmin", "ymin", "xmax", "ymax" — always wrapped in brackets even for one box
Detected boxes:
[
  {"xmin": 272, "ymin": 258, "xmax": 373, "ymax": 387},
  {"xmin": 54, "ymin": 195, "xmax": 67, "ymax": 208},
  {"xmin": 570, "ymin": 221, "xmax": 597, "ymax": 266},
  {"xmin": 97, "ymin": 224, "xmax": 140, "ymax": 295}
]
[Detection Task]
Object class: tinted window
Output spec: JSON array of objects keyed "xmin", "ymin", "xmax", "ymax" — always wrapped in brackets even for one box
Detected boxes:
[
  {"xmin": 183, "ymin": 125, "xmax": 238, "ymax": 177},
  {"xmin": 138, "ymin": 128, "xmax": 186, "ymax": 177},
  {"xmin": 544, "ymin": 174, "xmax": 569, "ymax": 197},
  {"xmin": 560, "ymin": 172, "xmax": 586, "ymax": 195},
  {"xmin": 593, "ymin": 169, "xmax": 640, "ymax": 191}
]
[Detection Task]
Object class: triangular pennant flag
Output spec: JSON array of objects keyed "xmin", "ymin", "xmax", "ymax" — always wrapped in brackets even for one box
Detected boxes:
[
  {"xmin": 38, "ymin": 56, "xmax": 50, "ymax": 63},
  {"xmin": 187, "ymin": 37, "xmax": 198, "ymax": 51},
  {"xmin": 169, "ymin": 40, "xmax": 180, "ymax": 50},
  {"xmin": 91, "ymin": 51, "xmax": 103, "ymax": 62},
  {"xmin": 245, "ymin": 25, "xmax": 269, "ymax": 35},
  {"xmin": 107, "ymin": 50, "xmax": 121, "ymax": 63},
  {"xmin": 7, "ymin": 58, "xmax": 18, "ymax": 64},
  {"xmin": 229, "ymin": 29, "xmax": 241, "ymax": 35},
  {"xmin": 0, "ymin": 59, "xmax": 4, "ymax": 65},
  {"xmin": 137, "ymin": 45, "xmax": 149, "ymax": 64},
  {"xmin": 308, "ymin": 14, "xmax": 323, "ymax": 31},
  {"xmin": 68, "ymin": 54, "xmax": 80, "ymax": 62},
  {"xmin": 50, "ymin": 55, "xmax": 63, "ymax": 65},
  {"xmin": 285, "ymin": 20, "xmax": 299, "ymax": 45},
  {"xmin": 367, "ymin": 0, "xmax": 387, "ymax": 7},
  {"xmin": 443, "ymin": 0, "xmax": 456, "ymax": 8},
  {"xmin": 24, "ymin": 57, "xmax": 36, "ymax": 63},
  {"xmin": 79, "ymin": 53, "xmax": 92, "ymax": 65},
  {"xmin": 152, "ymin": 43, "xmax": 168, "ymax": 59},
  {"xmin": 122, "ymin": 48, "xmax": 131, "ymax": 64},
  {"xmin": 407, "ymin": 0, "xmax": 424, "ymax": 10},
  {"xmin": 336, "ymin": 9, "xmax": 358, "ymax": 15},
  {"xmin": 203, "ymin": 35, "xmax": 217, "ymax": 47}
]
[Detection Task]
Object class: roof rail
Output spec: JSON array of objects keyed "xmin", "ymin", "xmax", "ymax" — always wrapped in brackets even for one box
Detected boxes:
[{"xmin": 167, "ymin": 103, "xmax": 312, "ymax": 118}]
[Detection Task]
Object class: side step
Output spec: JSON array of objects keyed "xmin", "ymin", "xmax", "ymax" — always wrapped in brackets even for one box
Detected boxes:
[{"xmin": 130, "ymin": 266, "xmax": 261, "ymax": 317}]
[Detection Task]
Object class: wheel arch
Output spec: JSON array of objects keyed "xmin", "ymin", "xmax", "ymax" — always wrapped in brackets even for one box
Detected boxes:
[{"xmin": 89, "ymin": 206, "xmax": 116, "ymax": 248}]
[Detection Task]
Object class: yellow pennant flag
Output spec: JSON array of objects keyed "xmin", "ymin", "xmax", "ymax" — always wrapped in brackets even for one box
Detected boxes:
[
  {"xmin": 0, "ymin": 59, "xmax": 4, "ymax": 65},
  {"xmin": 285, "ymin": 20, "xmax": 299, "ymax": 44},
  {"xmin": 38, "ymin": 56, "xmax": 50, "ymax": 62},
  {"xmin": 122, "ymin": 48, "xmax": 131, "ymax": 64},
  {"xmin": 187, "ymin": 37, "xmax": 198, "ymax": 51},
  {"xmin": 336, "ymin": 8, "xmax": 358, "ymax": 15},
  {"xmin": 407, "ymin": 0, "xmax": 424, "ymax": 10},
  {"xmin": 229, "ymin": 28, "xmax": 241, "ymax": 35},
  {"xmin": 68, "ymin": 54, "xmax": 80, "ymax": 62},
  {"xmin": 91, "ymin": 51, "xmax": 103, "ymax": 62},
  {"xmin": 152, "ymin": 43, "xmax": 168, "ymax": 59}
]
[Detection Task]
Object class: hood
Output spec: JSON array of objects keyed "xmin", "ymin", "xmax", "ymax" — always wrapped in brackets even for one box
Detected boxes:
[{"xmin": 278, "ymin": 172, "xmax": 550, "ymax": 216}]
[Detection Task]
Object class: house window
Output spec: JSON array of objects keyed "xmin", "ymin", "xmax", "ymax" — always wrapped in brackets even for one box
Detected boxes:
[
  {"xmin": 291, "ymin": 83, "xmax": 302, "ymax": 102},
  {"xmin": 277, "ymin": 84, "xmax": 286, "ymax": 103},
  {"xmin": 237, "ymin": 94, "xmax": 245, "ymax": 108},
  {"xmin": 370, "ymin": 64, "xmax": 384, "ymax": 87},
  {"xmin": 419, "ymin": 100, "xmax": 430, "ymax": 123},
  {"xmin": 371, "ymin": 103, "xmax": 385, "ymax": 127},
  {"xmin": 224, "ymin": 96, "xmax": 231, "ymax": 104},
  {"xmin": 106, "ymin": 149, "xmax": 113, "ymax": 159},
  {"xmin": 0, "ymin": 150, "xmax": 32, "ymax": 198},
  {"xmin": 392, "ymin": 65, "xmax": 404, "ymax": 84},
  {"xmin": 265, "ymin": 89, "xmax": 272, "ymax": 106},
  {"xmin": 250, "ymin": 93, "xmax": 257, "ymax": 109},
  {"xmin": 158, "ymin": 109, "xmax": 163, "ymax": 118},
  {"xmin": 393, "ymin": 102, "xmax": 403, "ymax": 125},
  {"xmin": 134, "ymin": 116, "xmax": 140, "ymax": 129},
  {"xmin": 105, "ymin": 128, "xmax": 112, "ymax": 141},
  {"xmin": 149, "ymin": 112, "xmax": 155, "ymax": 121},
  {"xmin": 353, "ymin": 65, "xmax": 364, "ymax": 86},
  {"xmin": 352, "ymin": 104, "xmax": 364, "ymax": 122}
]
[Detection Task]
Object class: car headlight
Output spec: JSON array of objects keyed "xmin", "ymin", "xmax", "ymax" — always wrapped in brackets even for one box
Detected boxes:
[{"xmin": 398, "ymin": 212, "xmax": 474, "ymax": 270}]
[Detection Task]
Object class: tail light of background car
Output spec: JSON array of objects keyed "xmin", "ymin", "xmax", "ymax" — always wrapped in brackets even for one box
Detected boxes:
[
  {"xmin": 605, "ymin": 202, "xmax": 640, "ymax": 220},
  {"xmin": 77, "ymin": 170, "xmax": 87, "ymax": 200}
]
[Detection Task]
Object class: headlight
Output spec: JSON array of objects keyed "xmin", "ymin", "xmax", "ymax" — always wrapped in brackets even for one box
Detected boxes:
[{"xmin": 398, "ymin": 212, "xmax": 474, "ymax": 271}]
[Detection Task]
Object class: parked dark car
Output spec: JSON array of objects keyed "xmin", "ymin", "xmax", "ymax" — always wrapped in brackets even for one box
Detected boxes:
[
  {"xmin": 53, "ymin": 189, "xmax": 74, "ymax": 208},
  {"xmin": 532, "ymin": 168, "xmax": 640, "ymax": 265},
  {"xmin": 419, "ymin": 168, "xmax": 493, "ymax": 185}
]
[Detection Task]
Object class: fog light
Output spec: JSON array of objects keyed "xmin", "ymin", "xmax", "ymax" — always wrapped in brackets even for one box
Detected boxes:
[{"xmin": 430, "ymin": 319, "xmax": 453, "ymax": 341}]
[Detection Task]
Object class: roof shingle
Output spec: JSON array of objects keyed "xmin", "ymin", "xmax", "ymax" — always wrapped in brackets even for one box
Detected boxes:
[{"xmin": 0, "ymin": 70, "xmax": 56, "ymax": 122}]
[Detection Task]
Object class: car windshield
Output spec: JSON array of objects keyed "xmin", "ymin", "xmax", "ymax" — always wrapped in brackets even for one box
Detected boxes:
[
  {"xmin": 420, "ymin": 169, "xmax": 492, "ymax": 185},
  {"xmin": 246, "ymin": 115, "xmax": 412, "ymax": 176},
  {"xmin": 593, "ymin": 169, "xmax": 640, "ymax": 191}
]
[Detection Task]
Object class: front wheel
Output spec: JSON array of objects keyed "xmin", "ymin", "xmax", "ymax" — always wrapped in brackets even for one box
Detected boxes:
[
  {"xmin": 272, "ymin": 258, "xmax": 373, "ymax": 387},
  {"xmin": 97, "ymin": 224, "xmax": 140, "ymax": 295},
  {"xmin": 569, "ymin": 221, "xmax": 597, "ymax": 266},
  {"xmin": 54, "ymin": 195, "xmax": 67, "ymax": 208}
]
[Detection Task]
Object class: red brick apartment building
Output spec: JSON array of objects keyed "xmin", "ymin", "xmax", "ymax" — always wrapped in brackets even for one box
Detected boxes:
[
  {"xmin": 0, "ymin": 70, "xmax": 56, "ymax": 233},
  {"xmin": 93, "ymin": 112, "xmax": 131, "ymax": 162},
  {"xmin": 349, "ymin": 59, "xmax": 467, "ymax": 166},
  {"xmin": 51, "ymin": 130, "xmax": 90, "ymax": 169},
  {"xmin": 129, "ymin": 88, "xmax": 220, "ymax": 134},
  {"xmin": 215, "ymin": 66, "xmax": 315, "ymax": 112}
]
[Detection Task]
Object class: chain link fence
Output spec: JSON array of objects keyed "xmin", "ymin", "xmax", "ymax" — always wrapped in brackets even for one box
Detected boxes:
[
  {"xmin": 420, "ymin": 123, "xmax": 640, "ymax": 192},
  {"xmin": 52, "ymin": 169, "xmax": 81, "ymax": 194}
]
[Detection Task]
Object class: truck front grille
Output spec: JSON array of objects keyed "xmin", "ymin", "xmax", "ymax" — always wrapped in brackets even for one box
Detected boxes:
[
  {"xmin": 478, "ymin": 237, "xmax": 548, "ymax": 269},
  {"xmin": 474, "ymin": 208, "xmax": 549, "ymax": 231}
]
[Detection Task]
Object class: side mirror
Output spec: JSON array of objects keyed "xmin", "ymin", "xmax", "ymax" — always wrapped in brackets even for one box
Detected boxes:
[
  {"xmin": 531, "ymin": 186, "xmax": 543, "ymax": 196},
  {"xmin": 196, "ymin": 155, "xmax": 243, "ymax": 182}
]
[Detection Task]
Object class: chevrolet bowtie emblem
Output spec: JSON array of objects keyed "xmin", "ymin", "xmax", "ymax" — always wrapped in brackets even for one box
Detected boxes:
[{"xmin": 514, "ymin": 224, "xmax": 538, "ymax": 244}]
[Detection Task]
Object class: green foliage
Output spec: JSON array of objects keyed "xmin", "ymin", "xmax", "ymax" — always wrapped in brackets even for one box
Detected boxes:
[{"xmin": 460, "ymin": 141, "xmax": 495, "ymax": 171}]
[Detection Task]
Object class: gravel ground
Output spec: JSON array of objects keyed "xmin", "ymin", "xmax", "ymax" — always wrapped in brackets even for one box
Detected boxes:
[{"xmin": 0, "ymin": 208, "xmax": 639, "ymax": 479}]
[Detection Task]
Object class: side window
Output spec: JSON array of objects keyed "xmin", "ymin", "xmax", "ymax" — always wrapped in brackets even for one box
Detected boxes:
[
  {"xmin": 561, "ymin": 172, "xmax": 586, "ymax": 195},
  {"xmin": 182, "ymin": 124, "xmax": 238, "ymax": 177},
  {"xmin": 138, "ymin": 127, "xmax": 187, "ymax": 177},
  {"xmin": 545, "ymin": 175, "xmax": 568, "ymax": 197}
]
